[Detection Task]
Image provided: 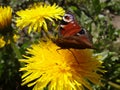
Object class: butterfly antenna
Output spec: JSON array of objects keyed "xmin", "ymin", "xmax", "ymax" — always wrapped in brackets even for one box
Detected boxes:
[{"xmin": 68, "ymin": 49, "xmax": 79, "ymax": 64}]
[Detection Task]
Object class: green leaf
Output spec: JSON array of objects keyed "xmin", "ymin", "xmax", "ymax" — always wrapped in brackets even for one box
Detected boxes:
[{"xmin": 92, "ymin": 0, "xmax": 101, "ymax": 15}]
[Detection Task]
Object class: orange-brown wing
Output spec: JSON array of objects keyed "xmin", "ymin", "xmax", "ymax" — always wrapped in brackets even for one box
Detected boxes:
[
  {"xmin": 54, "ymin": 12, "xmax": 94, "ymax": 49},
  {"xmin": 59, "ymin": 13, "xmax": 82, "ymax": 37},
  {"xmin": 54, "ymin": 35, "xmax": 93, "ymax": 49},
  {"xmin": 60, "ymin": 22, "xmax": 81, "ymax": 37}
]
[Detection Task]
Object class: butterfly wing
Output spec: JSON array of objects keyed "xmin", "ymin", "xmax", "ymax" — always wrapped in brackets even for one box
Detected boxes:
[
  {"xmin": 59, "ymin": 13, "xmax": 81, "ymax": 37},
  {"xmin": 60, "ymin": 21, "xmax": 81, "ymax": 37},
  {"xmin": 55, "ymin": 29, "xmax": 93, "ymax": 49},
  {"xmin": 54, "ymin": 12, "xmax": 94, "ymax": 49}
]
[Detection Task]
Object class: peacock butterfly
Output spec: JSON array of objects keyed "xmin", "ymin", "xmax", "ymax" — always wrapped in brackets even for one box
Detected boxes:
[{"xmin": 53, "ymin": 12, "xmax": 94, "ymax": 49}]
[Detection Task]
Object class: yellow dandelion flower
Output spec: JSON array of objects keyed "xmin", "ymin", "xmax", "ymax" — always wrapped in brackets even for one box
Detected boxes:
[
  {"xmin": 13, "ymin": 34, "xmax": 20, "ymax": 42},
  {"xmin": 16, "ymin": 3, "xmax": 65, "ymax": 33},
  {"xmin": 20, "ymin": 40, "xmax": 104, "ymax": 90},
  {"xmin": 0, "ymin": 6, "xmax": 12, "ymax": 31},
  {"xmin": 0, "ymin": 36, "xmax": 6, "ymax": 48},
  {"xmin": 0, "ymin": 34, "xmax": 19, "ymax": 46},
  {"xmin": 7, "ymin": 34, "xmax": 19, "ymax": 44}
]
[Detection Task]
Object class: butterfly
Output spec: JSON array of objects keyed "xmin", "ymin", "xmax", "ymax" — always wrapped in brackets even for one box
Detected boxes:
[{"xmin": 53, "ymin": 12, "xmax": 94, "ymax": 49}]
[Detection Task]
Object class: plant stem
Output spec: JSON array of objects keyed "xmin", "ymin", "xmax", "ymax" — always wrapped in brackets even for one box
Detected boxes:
[
  {"xmin": 108, "ymin": 81, "xmax": 120, "ymax": 89},
  {"xmin": 10, "ymin": 35, "xmax": 22, "ymax": 59}
]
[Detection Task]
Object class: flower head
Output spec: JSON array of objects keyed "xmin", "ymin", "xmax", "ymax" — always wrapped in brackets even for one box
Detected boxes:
[
  {"xmin": 0, "ymin": 6, "xmax": 12, "ymax": 31},
  {"xmin": 16, "ymin": 3, "xmax": 65, "ymax": 33},
  {"xmin": 20, "ymin": 40, "xmax": 104, "ymax": 90},
  {"xmin": 0, "ymin": 36, "xmax": 6, "ymax": 48},
  {"xmin": 0, "ymin": 34, "xmax": 19, "ymax": 48}
]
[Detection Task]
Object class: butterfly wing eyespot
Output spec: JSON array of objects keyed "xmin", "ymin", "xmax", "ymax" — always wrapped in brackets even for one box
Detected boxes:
[
  {"xmin": 63, "ymin": 14, "xmax": 74, "ymax": 23},
  {"xmin": 76, "ymin": 28, "xmax": 86, "ymax": 36},
  {"xmin": 64, "ymin": 16, "xmax": 70, "ymax": 20},
  {"xmin": 79, "ymin": 28, "xmax": 86, "ymax": 34}
]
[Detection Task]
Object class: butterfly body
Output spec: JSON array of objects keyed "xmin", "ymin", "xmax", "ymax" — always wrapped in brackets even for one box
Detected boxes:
[{"xmin": 54, "ymin": 12, "xmax": 94, "ymax": 49}]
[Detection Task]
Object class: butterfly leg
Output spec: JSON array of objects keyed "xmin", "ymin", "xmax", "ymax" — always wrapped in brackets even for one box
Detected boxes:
[
  {"xmin": 56, "ymin": 48, "xmax": 62, "ymax": 54},
  {"xmin": 68, "ymin": 49, "xmax": 79, "ymax": 64}
]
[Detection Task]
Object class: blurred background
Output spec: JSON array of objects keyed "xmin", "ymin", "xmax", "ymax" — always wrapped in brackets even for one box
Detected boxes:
[{"xmin": 0, "ymin": 0, "xmax": 120, "ymax": 90}]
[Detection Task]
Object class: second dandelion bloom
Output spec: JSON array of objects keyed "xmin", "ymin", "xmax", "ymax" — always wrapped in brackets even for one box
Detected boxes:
[
  {"xmin": 16, "ymin": 3, "xmax": 65, "ymax": 33},
  {"xmin": 0, "ymin": 6, "xmax": 12, "ymax": 31},
  {"xmin": 20, "ymin": 40, "xmax": 104, "ymax": 90}
]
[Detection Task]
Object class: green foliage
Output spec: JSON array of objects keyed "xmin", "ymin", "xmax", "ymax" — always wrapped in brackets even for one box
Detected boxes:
[{"xmin": 0, "ymin": 0, "xmax": 120, "ymax": 90}]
